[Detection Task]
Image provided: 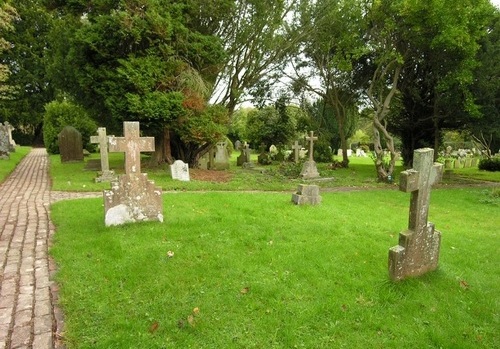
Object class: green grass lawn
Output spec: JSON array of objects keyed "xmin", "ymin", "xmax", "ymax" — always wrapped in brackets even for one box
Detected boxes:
[
  {"xmin": 48, "ymin": 151, "xmax": 500, "ymax": 192},
  {"xmin": 50, "ymin": 188, "xmax": 500, "ymax": 349},
  {"xmin": 0, "ymin": 146, "xmax": 31, "ymax": 184}
]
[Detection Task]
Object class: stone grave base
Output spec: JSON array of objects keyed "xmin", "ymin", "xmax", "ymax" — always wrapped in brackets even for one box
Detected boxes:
[
  {"xmin": 292, "ymin": 184, "xmax": 322, "ymax": 205},
  {"xmin": 300, "ymin": 160, "xmax": 320, "ymax": 179},
  {"xmin": 95, "ymin": 170, "xmax": 117, "ymax": 183},
  {"xmin": 388, "ymin": 223, "xmax": 441, "ymax": 281},
  {"xmin": 104, "ymin": 173, "xmax": 163, "ymax": 226}
]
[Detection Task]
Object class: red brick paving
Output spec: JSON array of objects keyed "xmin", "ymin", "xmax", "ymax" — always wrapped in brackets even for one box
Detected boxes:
[{"xmin": 0, "ymin": 148, "xmax": 63, "ymax": 349}]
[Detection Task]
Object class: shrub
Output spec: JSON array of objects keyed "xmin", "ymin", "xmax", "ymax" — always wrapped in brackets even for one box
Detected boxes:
[
  {"xmin": 478, "ymin": 157, "xmax": 500, "ymax": 172},
  {"xmin": 43, "ymin": 100, "xmax": 97, "ymax": 154},
  {"xmin": 314, "ymin": 140, "xmax": 333, "ymax": 163}
]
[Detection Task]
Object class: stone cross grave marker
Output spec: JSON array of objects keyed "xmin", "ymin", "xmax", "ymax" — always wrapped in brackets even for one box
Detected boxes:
[
  {"xmin": 90, "ymin": 127, "xmax": 116, "ymax": 182},
  {"xmin": 170, "ymin": 159, "xmax": 190, "ymax": 181},
  {"xmin": 292, "ymin": 141, "xmax": 300, "ymax": 163},
  {"xmin": 108, "ymin": 122, "xmax": 154, "ymax": 174},
  {"xmin": 300, "ymin": 131, "xmax": 320, "ymax": 179},
  {"xmin": 58, "ymin": 126, "xmax": 84, "ymax": 162},
  {"xmin": 388, "ymin": 148, "xmax": 443, "ymax": 281},
  {"xmin": 0, "ymin": 123, "xmax": 10, "ymax": 159},
  {"xmin": 104, "ymin": 121, "xmax": 162, "ymax": 226}
]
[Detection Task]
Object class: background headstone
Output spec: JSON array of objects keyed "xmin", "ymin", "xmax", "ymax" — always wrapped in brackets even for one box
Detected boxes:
[
  {"xmin": 170, "ymin": 160, "xmax": 190, "ymax": 181},
  {"xmin": 300, "ymin": 131, "xmax": 320, "ymax": 179},
  {"xmin": 58, "ymin": 126, "xmax": 84, "ymax": 162},
  {"xmin": 90, "ymin": 127, "xmax": 116, "ymax": 182},
  {"xmin": 213, "ymin": 141, "xmax": 229, "ymax": 170},
  {"xmin": 388, "ymin": 148, "xmax": 443, "ymax": 281},
  {"xmin": 292, "ymin": 141, "xmax": 300, "ymax": 163},
  {"xmin": 4, "ymin": 121, "xmax": 15, "ymax": 152},
  {"xmin": 0, "ymin": 123, "xmax": 10, "ymax": 159}
]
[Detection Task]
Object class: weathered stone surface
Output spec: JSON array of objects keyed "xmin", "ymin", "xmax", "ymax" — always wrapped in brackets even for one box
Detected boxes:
[
  {"xmin": 58, "ymin": 126, "xmax": 83, "ymax": 162},
  {"xmin": 104, "ymin": 173, "xmax": 163, "ymax": 226},
  {"xmin": 213, "ymin": 141, "xmax": 229, "ymax": 170},
  {"xmin": 0, "ymin": 123, "xmax": 10, "ymax": 159},
  {"xmin": 108, "ymin": 122, "xmax": 154, "ymax": 174},
  {"xmin": 4, "ymin": 121, "xmax": 15, "ymax": 152},
  {"xmin": 300, "ymin": 131, "xmax": 320, "ymax": 179},
  {"xmin": 389, "ymin": 148, "xmax": 444, "ymax": 281},
  {"xmin": 90, "ymin": 127, "xmax": 116, "ymax": 182},
  {"xmin": 104, "ymin": 122, "xmax": 162, "ymax": 226},
  {"xmin": 291, "ymin": 141, "xmax": 300, "ymax": 163},
  {"xmin": 170, "ymin": 160, "xmax": 190, "ymax": 181},
  {"xmin": 292, "ymin": 184, "xmax": 322, "ymax": 205}
]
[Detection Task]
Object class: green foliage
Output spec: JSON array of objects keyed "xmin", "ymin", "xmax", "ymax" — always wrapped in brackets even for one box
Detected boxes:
[
  {"xmin": 314, "ymin": 139, "xmax": 334, "ymax": 163},
  {"xmin": 43, "ymin": 100, "xmax": 97, "ymax": 154},
  {"xmin": 478, "ymin": 157, "xmax": 500, "ymax": 172},
  {"xmin": 246, "ymin": 99, "xmax": 298, "ymax": 149}
]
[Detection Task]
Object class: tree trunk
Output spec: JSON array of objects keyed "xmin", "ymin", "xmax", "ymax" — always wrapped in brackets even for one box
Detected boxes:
[
  {"xmin": 373, "ymin": 117, "xmax": 397, "ymax": 182},
  {"xmin": 150, "ymin": 127, "xmax": 174, "ymax": 166}
]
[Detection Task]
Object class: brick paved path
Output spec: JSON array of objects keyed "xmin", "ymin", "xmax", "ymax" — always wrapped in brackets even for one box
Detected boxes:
[{"xmin": 0, "ymin": 148, "xmax": 61, "ymax": 349}]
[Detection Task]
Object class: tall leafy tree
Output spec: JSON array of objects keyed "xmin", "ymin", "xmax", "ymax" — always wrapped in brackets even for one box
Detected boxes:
[
  {"xmin": 45, "ymin": 0, "xmax": 228, "ymax": 165},
  {"xmin": 210, "ymin": 0, "xmax": 300, "ymax": 115},
  {"xmin": 289, "ymin": 0, "xmax": 366, "ymax": 167},
  {"xmin": 387, "ymin": 0, "xmax": 495, "ymax": 166},
  {"xmin": 0, "ymin": 1, "xmax": 16, "ymax": 89},
  {"xmin": 0, "ymin": 0, "xmax": 54, "ymax": 144}
]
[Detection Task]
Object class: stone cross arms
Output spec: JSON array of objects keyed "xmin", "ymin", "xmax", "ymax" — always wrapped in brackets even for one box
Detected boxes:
[
  {"xmin": 90, "ymin": 127, "xmax": 111, "ymax": 172},
  {"xmin": 108, "ymin": 122, "xmax": 154, "ymax": 174},
  {"xmin": 306, "ymin": 131, "xmax": 318, "ymax": 162}
]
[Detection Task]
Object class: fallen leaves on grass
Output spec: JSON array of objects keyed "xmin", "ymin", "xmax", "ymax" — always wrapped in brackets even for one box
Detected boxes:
[
  {"xmin": 240, "ymin": 286, "xmax": 250, "ymax": 295},
  {"xmin": 460, "ymin": 280, "xmax": 470, "ymax": 290},
  {"xmin": 149, "ymin": 321, "xmax": 159, "ymax": 333}
]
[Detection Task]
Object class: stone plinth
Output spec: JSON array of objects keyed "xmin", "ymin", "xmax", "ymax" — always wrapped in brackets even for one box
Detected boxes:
[
  {"xmin": 104, "ymin": 173, "xmax": 163, "ymax": 226},
  {"xmin": 300, "ymin": 161, "xmax": 320, "ymax": 179},
  {"xmin": 292, "ymin": 184, "xmax": 322, "ymax": 205},
  {"xmin": 389, "ymin": 148, "xmax": 443, "ymax": 281}
]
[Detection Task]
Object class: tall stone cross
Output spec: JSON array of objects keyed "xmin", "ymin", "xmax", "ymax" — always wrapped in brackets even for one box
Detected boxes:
[
  {"xmin": 389, "ymin": 148, "xmax": 444, "ymax": 281},
  {"xmin": 306, "ymin": 131, "xmax": 318, "ymax": 162},
  {"xmin": 109, "ymin": 122, "xmax": 154, "ymax": 174},
  {"xmin": 90, "ymin": 127, "xmax": 111, "ymax": 173},
  {"xmin": 291, "ymin": 141, "xmax": 300, "ymax": 163}
]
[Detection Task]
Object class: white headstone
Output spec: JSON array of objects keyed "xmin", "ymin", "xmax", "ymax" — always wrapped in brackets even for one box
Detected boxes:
[{"xmin": 170, "ymin": 160, "xmax": 190, "ymax": 181}]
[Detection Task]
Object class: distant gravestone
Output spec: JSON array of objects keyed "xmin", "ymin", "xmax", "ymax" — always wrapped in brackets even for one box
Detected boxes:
[
  {"xmin": 292, "ymin": 141, "xmax": 300, "ymax": 163},
  {"xmin": 234, "ymin": 140, "xmax": 242, "ymax": 150},
  {"xmin": 388, "ymin": 148, "xmax": 443, "ymax": 281},
  {"xmin": 242, "ymin": 143, "xmax": 254, "ymax": 168},
  {"xmin": 291, "ymin": 184, "xmax": 322, "ymax": 205},
  {"xmin": 0, "ymin": 123, "xmax": 10, "ymax": 159},
  {"xmin": 90, "ymin": 127, "xmax": 116, "ymax": 182},
  {"xmin": 4, "ymin": 121, "xmax": 15, "ymax": 152},
  {"xmin": 58, "ymin": 126, "xmax": 84, "ymax": 162},
  {"xmin": 104, "ymin": 121, "xmax": 162, "ymax": 226},
  {"xmin": 170, "ymin": 160, "xmax": 190, "ymax": 181},
  {"xmin": 237, "ymin": 143, "xmax": 246, "ymax": 166},
  {"xmin": 300, "ymin": 131, "xmax": 320, "ymax": 179},
  {"xmin": 213, "ymin": 141, "xmax": 229, "ymax": 170},
  {"xmin": 257, "ymin": 143, "xmax": 271, "ymax": 165}
]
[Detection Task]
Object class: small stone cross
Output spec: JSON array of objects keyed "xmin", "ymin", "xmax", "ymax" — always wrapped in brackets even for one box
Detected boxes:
[
  {"xmin": 109, "ymin": 122, "xmax": 154, "ymax": 174},
  {"xmin": 243, "ymin": 143, "xmax": 251, "ymax": 162},
  {"xmin": 305, "ymin": 131, "xmax": 318, "ymax": 162},
  {"xmin": 389, "ymin": 148, "xmax": 444, "ymax": 281},
  {"xmin": 90, "ymin": 127, "xmax": 111, "ymax": 172},
  {"xmin": 291, "ymin": 141, "xmax": 300, "ymax": 163}
]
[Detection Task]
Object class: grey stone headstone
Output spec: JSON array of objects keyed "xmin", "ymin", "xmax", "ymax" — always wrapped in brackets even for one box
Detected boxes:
[
  {"xmin": 170, "ymin": 160, "xmax": 190, "ymax": 181},
  {"xmin": 90, "ymin": 127, "xmax": 116, "ymax": 182},
  {"xmin": 291, "ymin": 184, "xmax": 322, "ymax": 205},
  {"xmin": 58, "ymin": 126, "xmax": 84, "ymax": 162},
  {"xmin": 388, "ymin": 148, "xmax": 443, "ymax": 281},
  {"xmin": 213, "ymin": 141, "xmax": 229, "ymax": 170},
  {"xmin": 4, "ymin": 121, "xmax": 15, "ymax": 152},
  {"xmin": 0, "ymin": 123, "xmax": 10, "ymax": 159}
]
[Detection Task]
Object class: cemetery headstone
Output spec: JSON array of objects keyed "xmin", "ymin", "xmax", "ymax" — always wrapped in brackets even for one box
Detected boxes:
[
  {"xmin": 292, "ymin": 141, "xmax": 300, "ymax": 163},
  {"xmin": 213, "ymin": 141, "xmax": 230, "ymax": 170},
  {"xmin": 90, "ymin": 127, "xmax": 116, "ymax": 182},
  {"xmin": 104, "ymin": 121, "xmax": 163, "ymax": 226},
  {"xmin": 257, "ymin": 143, "xmax": 271, "ymax": 165},
  {"xmin": 234, "ymin": 140, "xmax": 242, "ymax": 151},
  {"xmin": 242, "ymin": 143, "xmax": 254, "ymax": 168},
  {"xmin": 58, "ymin": 126, "xmax": 84, "ymax": 162},
  {"xmin": 170, "ymin": 159, "xmax": 190, "ymax": 181},
  {"xmin": 0, "ymin": 123, "xmax": 10, "ymax": 159},
  {"xmin": 291, "ymin": 184, "xmax": 322, "ymax": 205},
  {"xmin": 388, "ymin": 148, "xmax": 443, "ymax": 281},
  {"xmin": 300, "ymin": 131, "xmax": 320, "ymax": 179},
  {"xmin": 4, "ymin": 121, "xmax": 15, "ymax": 152},
  {"xmin": 237, "ymin": 147, "xmax": 246, "ymax": 166}
]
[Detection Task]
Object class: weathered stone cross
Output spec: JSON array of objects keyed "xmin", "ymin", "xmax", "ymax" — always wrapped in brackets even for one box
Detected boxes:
[
  {"xmin": 109, "ymin": 122, "xmax": 154, "ymax": 174},
  {"xmin": 305, "ymin": 131, "xmax": 318, "ymax": 162},
  {"xmin": 90, "ymin": 127, "xmax": 111, "ymax": 173},
  {"xmin": 389, "ymin": 148, "xmax": 444, "ymax": 281},
  {"xmin": 291, "ymin": 141, "xmax": 300, "ymax": 163}
]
